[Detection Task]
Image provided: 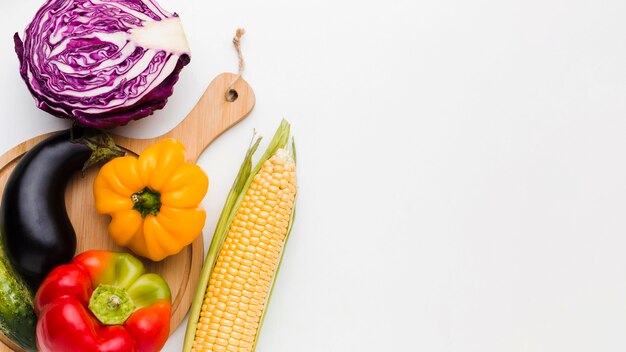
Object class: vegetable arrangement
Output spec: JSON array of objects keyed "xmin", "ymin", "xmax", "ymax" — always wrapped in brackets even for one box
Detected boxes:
[
  {"xmin": 94, "ymin": 139, "xmax": 208, "ymax": 261},
  {"xmin": 14, "ymin": 0, "xmax": 190, "ymax": 128},
  {"xmin": 35, "ymin": 250, "xmax": 171, "ymax": 352},
  {"xmin": 185, "ymin": 120, "xmax": 297, "ymax": 352},
  {"xmin": 0, "ymin": 0, "xmax": 300, "ymax": 350}
]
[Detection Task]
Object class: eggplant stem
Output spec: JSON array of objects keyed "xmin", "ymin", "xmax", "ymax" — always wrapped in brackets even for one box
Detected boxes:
[{"xmin": 78, "ymin": 129, "xmax": 125, "ymax": 175}]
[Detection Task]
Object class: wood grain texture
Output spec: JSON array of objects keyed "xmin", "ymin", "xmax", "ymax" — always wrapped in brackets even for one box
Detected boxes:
[{"xmin": 0, "ymin": 73, "xmax": 255, "ymax": 352}]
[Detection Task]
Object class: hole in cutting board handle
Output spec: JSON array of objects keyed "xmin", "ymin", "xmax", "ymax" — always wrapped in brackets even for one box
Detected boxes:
[{"xmin": 226, "ymin": 89, "xmax": 239, "ymax": 102}]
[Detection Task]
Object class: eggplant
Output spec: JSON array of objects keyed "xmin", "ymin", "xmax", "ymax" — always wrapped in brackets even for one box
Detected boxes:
[{"xmin": 0, "ymin": 128, "xmax": 123, "ymax": 289}]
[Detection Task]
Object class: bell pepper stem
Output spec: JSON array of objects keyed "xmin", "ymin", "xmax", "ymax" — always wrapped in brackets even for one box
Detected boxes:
[
  {"xmin": 89, "ymin": 284, "xmax": 136, "ymax": 325},
  {"xmin": 108, "ymin": 295, "xmax": 121, "ymax": 309},
  {"xmin": 131, "ymin": 187, "xmax": 162, "ymax": 217}
]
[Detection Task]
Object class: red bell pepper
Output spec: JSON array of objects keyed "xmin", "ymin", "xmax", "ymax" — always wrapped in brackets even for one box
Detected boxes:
[{"xmin": 34, "ymin": 250, "xmax": 171, "ymax": 352}]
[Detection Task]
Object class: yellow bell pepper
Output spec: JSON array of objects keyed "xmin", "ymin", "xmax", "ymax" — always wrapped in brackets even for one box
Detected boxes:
[{"xmin": 93, "ymin": 139, "xmax": 208, "ymax": 261}]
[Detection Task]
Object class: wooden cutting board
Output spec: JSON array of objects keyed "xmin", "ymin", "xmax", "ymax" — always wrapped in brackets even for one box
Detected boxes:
[{"xmin": 0, "ymin": 73, "xmax": 255, "ymax": 352}]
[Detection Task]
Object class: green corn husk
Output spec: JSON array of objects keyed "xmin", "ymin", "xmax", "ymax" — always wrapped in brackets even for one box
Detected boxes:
[{"xmin": 184, "ymin": 119, "xmax": 297, "ymax": 352}]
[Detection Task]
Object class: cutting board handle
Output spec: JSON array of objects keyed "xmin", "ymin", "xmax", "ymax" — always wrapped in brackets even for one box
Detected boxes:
[{"xmin": 114, "ymin": 72, "xmax": 256, "ymax": 162}]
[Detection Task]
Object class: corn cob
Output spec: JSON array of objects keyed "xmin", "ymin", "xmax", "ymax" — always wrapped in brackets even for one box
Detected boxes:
[{"xmin": 185, "ymin": 120, "xmax": 297, "ymax": 352}]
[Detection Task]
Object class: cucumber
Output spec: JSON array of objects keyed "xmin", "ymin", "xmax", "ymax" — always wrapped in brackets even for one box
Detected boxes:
[{"xmin": 0, "ymin": 239, "xmax": 36, "ymax": 351}]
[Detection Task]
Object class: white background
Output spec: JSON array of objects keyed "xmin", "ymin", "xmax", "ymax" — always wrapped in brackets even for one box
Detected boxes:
[{"xmin": 2, "ymin": 0, "xmax": 626, "ymax": 351}]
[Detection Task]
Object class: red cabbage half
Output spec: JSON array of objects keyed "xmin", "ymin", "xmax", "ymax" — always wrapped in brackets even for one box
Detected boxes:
[{"xmin": 14, "ymin": 0, "xmax": 191, "ymax": 128}]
